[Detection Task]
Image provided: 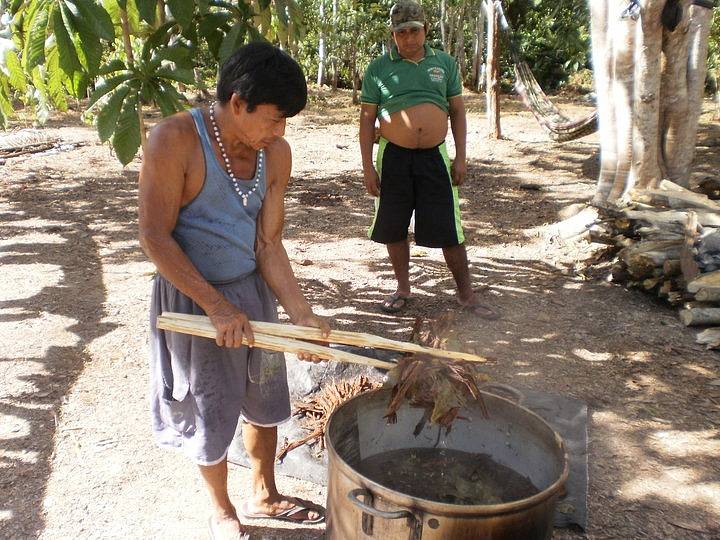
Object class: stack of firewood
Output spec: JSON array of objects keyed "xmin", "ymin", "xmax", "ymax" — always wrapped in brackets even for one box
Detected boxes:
[{"xmin": 571, "ymin": 180, "xmax": 720, "ymax": 349}]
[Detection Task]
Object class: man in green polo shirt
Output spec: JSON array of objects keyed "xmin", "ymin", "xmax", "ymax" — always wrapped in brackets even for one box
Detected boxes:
[{"xmin": 359, "ymin": 0, "xmax": 496, "ymax": 318}]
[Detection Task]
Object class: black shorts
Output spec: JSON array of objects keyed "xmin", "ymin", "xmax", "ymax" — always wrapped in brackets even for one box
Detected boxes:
[{"xmin": 368, "ymin": 138, "xmax": 465, "ymax": 248}]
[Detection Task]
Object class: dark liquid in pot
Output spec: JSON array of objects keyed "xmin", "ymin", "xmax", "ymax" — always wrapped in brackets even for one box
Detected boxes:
[{"xmin": 356, "ymin": 448, "xmax": 539, "ymax": 505}]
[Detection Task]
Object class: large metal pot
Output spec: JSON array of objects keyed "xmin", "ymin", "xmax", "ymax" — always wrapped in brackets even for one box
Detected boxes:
[{"xmin": 325, "ymin": 388, "xmax": 568, "ymax": 540}]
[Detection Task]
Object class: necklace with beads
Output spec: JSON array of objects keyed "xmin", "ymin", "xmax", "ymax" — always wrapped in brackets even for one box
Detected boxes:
[{"xmin": 208, "ymin": 101, "xmax": 263, "ymax": 207}]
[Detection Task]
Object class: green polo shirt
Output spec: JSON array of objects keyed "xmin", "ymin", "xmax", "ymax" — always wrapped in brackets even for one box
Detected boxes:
[{"xmin": 360, "ymin": 44, "xmax": 462, "ymax": 121}]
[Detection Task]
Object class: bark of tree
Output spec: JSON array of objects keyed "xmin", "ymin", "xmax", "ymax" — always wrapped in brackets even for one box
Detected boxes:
[
  {"xmin": 630, "ymin": 0, "xmax": 665, "ymax": 191},
  {"xmin": 660, "ymin": 0, "xmax": 692, "ymax": 186},
  {"xmin": 590, "ymin": 0, "xmax": 714, "ymax": 205},
  {"xmin": 440, "ymin": 0, "xmax": 448, "ymax": 51},
  {"xmin": 589, "ymin": 0, "xmax": 616, "ymax": 203},
  {"xmin": 331, "ymin": 0, "xmax": 339, "ymax": 91},
  {"xmin": 486, "ymin": 0, "xmax": 500, "ymax": 139},
  {"xmin": 454, "ymin": 2, "xmax": 467, "ymax": 78},
  {"xmin": 472, "ymin": 2, "xmax": 486, "ymax": 92},
  {"xmin": 670, "ymin": 3, "xmax": 714, "ymax": 185},
  {"xmin": 317, "ymin": 0, "xmax": 326, "ymax": 86}
]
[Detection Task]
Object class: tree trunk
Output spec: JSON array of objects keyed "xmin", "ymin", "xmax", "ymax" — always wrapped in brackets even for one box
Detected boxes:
[
  {"xmin": 589, "ymin": 0, "xmax": 617, "ymax": 203},
  {"xmin": 317, "ymin": 0, "xmax": 326, "ymax": 86},
  {"xmin": 440, "ymin": 0, "xmax": 448, "ymax": 51},
  {"xmin": 331, "ymin": 0, "xmax": 339, "ymax": 91},
  {"xmin": 472, "ymin": 2, "xmax": 486, "ymax": 92},
  {"xmin": 630, "ymin": 0, "xmax": 665, "ymax": 191},
  {"xmin": 454, "ymin": 2, "xmax": 467, "ymax": 79},
  {"xmin": 606, "ymin": 6, "xmax": 636, "ymax": 203},
  {"xmin": 486, "ymin": 0, "xmax": 500, "ymax": 139},
  {"xmin": 660, "ymin": 0, "xmax": 692, "ymax": 187},
  {"xmin": 669, "ymin": 4, "xmax": 714, "ymax": 185}
]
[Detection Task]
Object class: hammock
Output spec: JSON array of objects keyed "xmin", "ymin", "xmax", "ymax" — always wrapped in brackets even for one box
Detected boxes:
[{"xmin": 494, "ymin": 1, "xmax": 598, "ymax": 143}]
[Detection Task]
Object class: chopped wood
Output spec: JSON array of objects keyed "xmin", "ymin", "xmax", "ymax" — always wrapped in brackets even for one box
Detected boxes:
[
  {"xmin": 623, "ymin": 209, "xmax": 720, "ymax": 228},
  {"xmin": 658, "ymin": 280, "xmax": 676, "ymax": 297},
  {"xmin": 695, "ymin": 288, "xmax": 720, "ymax": 302},
  {"xmin": 642, "ymin": 277, "xmax": 662, "ymax": 290},
  {"xmin": 680, "ymin": 212, "xmax": 700, "ymax": 283},
  {"xmin": 687, "ymin": 271, "xmax": 720, "ymax": 294},
  {"xmin": 545, "ymin": 207, "xmax": 599, "ymax": 240},
  {"xmin": 652, "ymin": 179, "xmax": 720, "ymax": 211},
  {"xmin": 696, "ymin": 327, "xmax": 720, "ymax": 349},
  {"xmin": 158, "ymin": 312, "xmax": 487, "ymax": 364},
  {"xmin": 679, "ymin": 307, "xmax": 720, "ymax": 326},
  {"xmin": 662, "ymin": 259, "xmax": 682, "ymax": 277}
]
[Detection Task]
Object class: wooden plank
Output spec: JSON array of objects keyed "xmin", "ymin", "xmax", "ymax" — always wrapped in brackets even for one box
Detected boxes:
[
  {"xmin": 156, "ymin": 316, "xmax": 397, "ymax": 370},
  {"xmin": 158, "ymin": 312, "xmax": 488, "ymax": 364},
  {"xmin": 680, "ymin": 211, "xmax": 700, "ymax": 283}
]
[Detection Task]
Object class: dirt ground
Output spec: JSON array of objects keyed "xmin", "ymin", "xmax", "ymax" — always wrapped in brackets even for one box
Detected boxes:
[{"xmin": 1, "ymin": 89, "xmax": 719, "ymax": 540}]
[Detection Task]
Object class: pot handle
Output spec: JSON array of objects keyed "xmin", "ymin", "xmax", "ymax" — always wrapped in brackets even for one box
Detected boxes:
[
  {"xmin": 481, "ymin": 383, "xmax": 525, "ymax": 405},
  {"xmin": 348, "ymin": 489, "xmax": 413, "ymax": 520}
]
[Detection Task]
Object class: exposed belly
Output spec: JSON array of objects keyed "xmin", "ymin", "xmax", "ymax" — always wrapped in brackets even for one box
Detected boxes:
[{"xmin": 379, "ymin": 103, "xmax": 449, "ymax": 149}]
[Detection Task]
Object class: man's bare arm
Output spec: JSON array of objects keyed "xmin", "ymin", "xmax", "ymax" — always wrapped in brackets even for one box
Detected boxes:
[
  {"xmin": 138, "ymin": 116, "xmax": 254, "ymax": 347},
  {"xmin": 359, "ymin": 103, "xmax": 380, "ymax": 196},
  {"xmin": 448, "ymin": 95, "xmax": 467, "ymax": 186},
  {"xmin": 255, "ymin": 139, "xmax": 329, "ymax": 336}
]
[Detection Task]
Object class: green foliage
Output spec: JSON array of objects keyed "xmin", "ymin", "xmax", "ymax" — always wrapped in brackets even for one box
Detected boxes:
[{"xmin": 504, "ymin": 0, "xmax": 590, "ymax": 90}]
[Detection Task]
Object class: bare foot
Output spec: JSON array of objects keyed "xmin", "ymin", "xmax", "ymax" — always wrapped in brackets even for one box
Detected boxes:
[
  {"xmin": 242, "ymin": 495, "xmax": 324, "ymax": 524},
  {"xmin": 457, "ymin": 293, "xmax": 500, "ymax": 320},
  {"xmin": 209, "ymin": 511, "xmax": 248, "ymax": 540}
]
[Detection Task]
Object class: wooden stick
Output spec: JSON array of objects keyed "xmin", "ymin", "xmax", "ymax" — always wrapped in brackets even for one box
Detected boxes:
[
  {"xmin": 156, "ymin": 316, "xmax": 397, "ymax": 370},
  {"xmin": 158, "ymin": 312, "xmax": 488, "ymax": 364}
]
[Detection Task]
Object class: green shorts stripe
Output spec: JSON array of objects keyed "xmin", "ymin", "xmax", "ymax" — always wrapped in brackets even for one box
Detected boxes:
[
  {"xmin": 367, "ymin": 137, "xmax": 388, "ymax": 239},
  {"xmin": 439, "ymin": 143, "xmax": 465, "ymax": 245}
]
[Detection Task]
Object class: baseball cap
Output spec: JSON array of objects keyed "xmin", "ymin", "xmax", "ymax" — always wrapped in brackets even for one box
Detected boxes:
[{"xmin": 390, "ymin": 0, "xmax": 425, "ymax": 32}]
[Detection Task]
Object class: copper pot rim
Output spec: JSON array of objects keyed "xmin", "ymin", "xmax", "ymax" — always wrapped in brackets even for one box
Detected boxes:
[{"xmin": 325, "ymin": 387, "xmax": 570, "ymax": 517}]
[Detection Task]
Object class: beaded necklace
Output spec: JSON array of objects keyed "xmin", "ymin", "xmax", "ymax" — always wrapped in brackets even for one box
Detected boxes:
[{"xmin": 208, "ymin": 101, "xmax": 263, "ymax": 207}]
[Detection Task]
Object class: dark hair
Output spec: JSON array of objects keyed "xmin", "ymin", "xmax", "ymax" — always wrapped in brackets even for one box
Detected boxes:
[{"xmin": 216, "ymin": 41, "xmax": 307, "ymax": 117}]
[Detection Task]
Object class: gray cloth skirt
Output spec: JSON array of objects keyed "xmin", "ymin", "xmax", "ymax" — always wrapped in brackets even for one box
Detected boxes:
[{"xmin": 149, "ymin": 272, "xmax": 291, "ymax": 465}]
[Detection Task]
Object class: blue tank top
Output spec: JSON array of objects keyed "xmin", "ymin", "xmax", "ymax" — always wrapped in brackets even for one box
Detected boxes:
[{"xmin": 172, "ymin": 108, "xmax": 267, "ymax": 283}]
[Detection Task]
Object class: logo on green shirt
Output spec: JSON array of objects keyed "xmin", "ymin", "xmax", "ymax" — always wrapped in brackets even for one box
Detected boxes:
[{"xmin": 427, "ymin": 66, "xmax": 445, "ymax": 83}]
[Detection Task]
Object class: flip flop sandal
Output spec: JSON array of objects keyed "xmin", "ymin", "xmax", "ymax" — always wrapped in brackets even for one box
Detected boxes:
[
  {"xmin": 208, "ymin": 516, "xmax": 250, "ymax": 540},
  {"xmin": 380, "ymin": 292, "xmax": 411, "ymax": 314},
  {"xmin": 238, "ymin": 500, "xmax": 325, "ymax": 525}
]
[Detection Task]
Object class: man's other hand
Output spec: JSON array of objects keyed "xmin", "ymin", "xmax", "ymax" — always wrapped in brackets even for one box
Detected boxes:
[
  {"xmin": 363, "ymin": 169, "xmax": 381, "ymax": 197},
  {"xmin": 295, "ymin": 312, "xmax": 330, "ymax": 363},
  {"xmin": 451, "ymin": 159, "xmax": 467, "ymax": 186},
  {"xmin": 207, "ymin": 300, "xmax": 255, "ymax": 348}
]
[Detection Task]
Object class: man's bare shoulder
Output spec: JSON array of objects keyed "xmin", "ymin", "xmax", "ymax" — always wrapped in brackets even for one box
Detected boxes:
[
  {"xmin": 145, "ymin": 111, "xmax": 198, "ymax": 156},
  {"xmin": 264, "ymin": 137, "xmax": 291, "ymax": 187}
]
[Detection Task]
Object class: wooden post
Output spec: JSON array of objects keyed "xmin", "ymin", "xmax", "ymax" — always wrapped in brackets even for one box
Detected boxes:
[{"xmin": 485, "ymin": 0, "xmax": 501, "ymax": 138}]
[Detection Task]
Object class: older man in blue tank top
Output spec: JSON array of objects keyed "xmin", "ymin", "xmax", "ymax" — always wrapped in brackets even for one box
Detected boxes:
[{"xmin": 139, "ymin": 43, "xmax": 327, "ymax": 539}]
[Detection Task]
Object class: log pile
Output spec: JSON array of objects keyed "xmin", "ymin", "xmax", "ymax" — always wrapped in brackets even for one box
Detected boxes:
[{"xmin": 585, "ymin": 180, "xmax": 720, "ymax": 349}]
